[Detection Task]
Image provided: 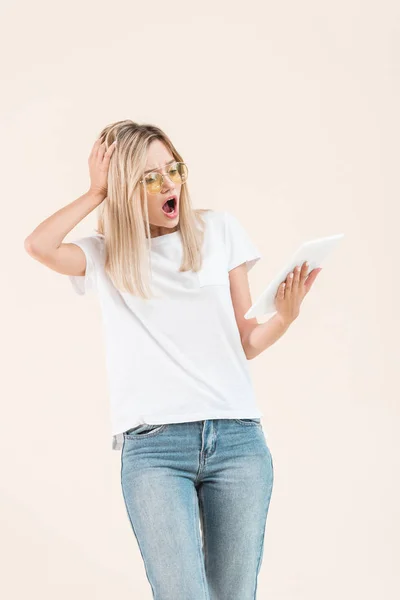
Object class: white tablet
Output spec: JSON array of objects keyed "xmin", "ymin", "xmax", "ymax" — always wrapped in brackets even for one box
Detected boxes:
[{"xmin": 244, "ymin": 233, "xmax": 344, "ymax": 319}]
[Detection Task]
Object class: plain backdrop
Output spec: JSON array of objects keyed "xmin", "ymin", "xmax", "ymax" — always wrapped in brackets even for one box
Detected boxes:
[{"xmin": 1, "ymin": 1, "xmax": 399, "ymax": 598}]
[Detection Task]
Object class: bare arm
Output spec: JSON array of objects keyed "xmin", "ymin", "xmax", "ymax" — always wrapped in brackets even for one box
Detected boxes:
[
  {"xmin": 230, "ymin": 261, "xmax": 322, "ymax": 360},
  {"xmin": 24, "ymin": 189, "xmax": 105, "ymax": 276},
  {"xmin": 241, "ymin": 314, "xmax": 291, "ymax": 360},
  {"xmin": 24, "ymin": 138, "xmax": 116, "ymax": 276},
  {"xmin": 229, "ymin": 263, "xmax": 291, "ymax": 360}
]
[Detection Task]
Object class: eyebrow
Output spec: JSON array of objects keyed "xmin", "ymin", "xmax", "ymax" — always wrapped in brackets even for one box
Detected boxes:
[{"xmin": 144, "ymin": 158, "xmax": 176, "ymax": 175}]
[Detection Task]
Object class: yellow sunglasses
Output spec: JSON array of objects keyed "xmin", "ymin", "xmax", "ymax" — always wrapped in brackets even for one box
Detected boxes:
[{"xmin": 139, "ymin": 161, "xmax": 188, "ymax": 194}]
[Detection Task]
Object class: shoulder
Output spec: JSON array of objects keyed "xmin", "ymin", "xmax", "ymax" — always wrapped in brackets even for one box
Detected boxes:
[
  {"xmin": 195, "ymin": 208, "xmax": 247, "ymax": 239},
  {"xmin": 194, "ymin": 208, "xmax": 228, "ymax": 234},
  {"xmin": 194, "ymin": 208, "xmax": 250, "ymax": 240}
]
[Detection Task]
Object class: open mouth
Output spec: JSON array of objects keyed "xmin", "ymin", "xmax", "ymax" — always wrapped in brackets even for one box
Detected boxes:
[{"xmin": 161, "ymin": 196, "xmax": 178, "ymax": 218}]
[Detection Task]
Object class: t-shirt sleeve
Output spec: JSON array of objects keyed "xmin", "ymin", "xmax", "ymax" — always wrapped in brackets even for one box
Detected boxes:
[
  {"xmin": 68, "ymin": 235, "xmax": 100, "ymax": 296},
  {"xmin": 223, "ymin": 211, "xmax": 262, "ymax": 272}
]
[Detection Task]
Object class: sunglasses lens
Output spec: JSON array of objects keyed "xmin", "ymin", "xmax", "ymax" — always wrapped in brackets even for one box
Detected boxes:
[
  {"xmin": 144, "ymin": 162, "xmax": 188, "ymax": 194},
  {"xmin": 169, "ymin": 162, "xmax": 188, "ymax": 184},
  {"xmin": 145, "ymin": 173, "xmax": 163, "ymax": 194}
]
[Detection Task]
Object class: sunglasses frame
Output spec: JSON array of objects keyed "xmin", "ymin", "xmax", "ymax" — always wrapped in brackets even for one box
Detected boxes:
[{"xmin": 139, "ymin": 161, "xmax": 188, "ymax": 194}]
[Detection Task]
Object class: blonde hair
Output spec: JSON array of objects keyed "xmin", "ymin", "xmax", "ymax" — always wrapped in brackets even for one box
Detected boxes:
[{"xmin": 94, "ymin": 120, "xmax": 210, "ymax": 299}]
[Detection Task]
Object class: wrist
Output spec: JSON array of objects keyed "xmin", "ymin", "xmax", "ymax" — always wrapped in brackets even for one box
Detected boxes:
[
  {"xmin": 275, "ymin": 313, "xmax": 294, "ymax": 330},
  {"xmin": 87, "ymin": 188, "xmax": 107, "ymax": 206}
]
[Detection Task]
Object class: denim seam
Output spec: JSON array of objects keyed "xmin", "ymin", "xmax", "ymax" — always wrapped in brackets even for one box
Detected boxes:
[
  {"xmin": 196, "ymin": 423, "xmax": 207, "ymax": 483},
  {"xmin": 198, "ymin": 485, "xmax": 208, "ymax": 575},
  {"xmin": 204, "ymin": 423, "xmax": 217, "ymax": 459},
  {"xmin": 120, "ymin": 437, "xmax": 156, "ymax": 597},
  {"xmin": 200, "ymin": 422, "xmax": 218, "ymax": 471},
  {"xmin": 195, "ymin": 453, "xmax": 204, "ymax": 485},
  {"xmin": 253, "ymin": 452, "xmax": 274, "ymax": 599},
  {"xmin": 192, "ymin": 484, "xmax": 211, "ymax": 599}
]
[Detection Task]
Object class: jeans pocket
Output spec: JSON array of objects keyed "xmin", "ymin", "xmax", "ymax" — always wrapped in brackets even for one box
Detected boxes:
[
  {"xmin": 234, "ymin": 418, "xmax": 262, "ymax": 426},
  {"xmin": 123, "ymin": 424, "xmax": 168, "ymax": 439}
]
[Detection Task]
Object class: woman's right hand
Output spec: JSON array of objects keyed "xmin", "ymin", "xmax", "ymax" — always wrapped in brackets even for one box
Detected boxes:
[{"xmin": 88, "ymin": 138, "xmax": 117, "ymax": 200}]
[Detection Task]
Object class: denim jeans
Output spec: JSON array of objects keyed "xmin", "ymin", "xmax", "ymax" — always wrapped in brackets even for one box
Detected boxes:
[{"xmin": 120, "ymin": 418, "xmax": 274, "ymax": 600}]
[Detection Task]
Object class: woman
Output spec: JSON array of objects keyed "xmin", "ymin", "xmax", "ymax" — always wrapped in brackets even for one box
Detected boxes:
[{"xmin": 25, "ymin": 120, "xmax": 321, "ymax": 599}]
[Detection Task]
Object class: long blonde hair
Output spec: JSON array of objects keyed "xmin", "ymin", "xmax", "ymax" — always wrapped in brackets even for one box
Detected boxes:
[{"xmin": 94, "ymin": 120, "xmax": 210, "ymax": 299}]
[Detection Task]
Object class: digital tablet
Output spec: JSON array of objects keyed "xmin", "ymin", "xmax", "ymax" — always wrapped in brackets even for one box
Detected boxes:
[{"xmin": 244, "ymin": 233, "xmax": 344, "ymax": 319}]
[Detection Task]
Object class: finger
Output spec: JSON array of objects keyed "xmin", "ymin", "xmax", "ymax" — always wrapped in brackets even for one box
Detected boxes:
[
  {"xmin": 308, "ymin": 267, "xmax": 321, "ymax": 281},
  {"xmin": 97, "ymin": 142, "xmax": 106, "ymax": 161},
  {"xmin": 300, "ymin": 261, "xmax": 309, "ymax": 284},
  {"xmin": 89, "ymin": 138, "xmax": 102, "ymax": 159},
  {"xmin": 292, "ymin": 265, "xmax": 301, "ymax": 288},
  {"xmin": 305, "ymin": 268, "xmax": 322, "ymax": 291},
  {"xmin": 276, "ymin": 281, "xmax": 285, "ymax": 298},
  {"xmin": 286, "ymin": 271, "xmax": 294, "ymax": 293},
  {"xmin": 104, "ymin": 140, "xmax": 117, "ymax": 160}
]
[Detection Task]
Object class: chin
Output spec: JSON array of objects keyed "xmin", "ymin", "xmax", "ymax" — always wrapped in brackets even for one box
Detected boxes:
[{"xmin": 165, "ymin": 216, "xmax": 179, "ymax": 227}]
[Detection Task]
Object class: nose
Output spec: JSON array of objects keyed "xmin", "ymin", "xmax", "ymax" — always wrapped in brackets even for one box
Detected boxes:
[{"xmin": 161, "ymin": 173, "xmax": 176, "ymax": 193}]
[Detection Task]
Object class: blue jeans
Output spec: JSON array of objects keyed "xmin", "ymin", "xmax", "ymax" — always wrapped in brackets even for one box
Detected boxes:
[{"xmin": 120, "ymin": 418, "xmax": 274, "ymax": 600}]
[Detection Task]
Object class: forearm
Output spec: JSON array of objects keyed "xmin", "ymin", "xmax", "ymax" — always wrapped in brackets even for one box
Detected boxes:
[
  {"xmin": 24, "ymin": 189, "xmax": 105, "ymax": 255},
  {"xmin": 243, "ymin": 314, "xmax": 293, "ymax": 360}
]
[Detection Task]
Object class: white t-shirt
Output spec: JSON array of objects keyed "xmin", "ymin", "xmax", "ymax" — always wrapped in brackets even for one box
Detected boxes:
[{"xmin": 69, "ymin": 209, "xmax": 264, "ymax": 450}]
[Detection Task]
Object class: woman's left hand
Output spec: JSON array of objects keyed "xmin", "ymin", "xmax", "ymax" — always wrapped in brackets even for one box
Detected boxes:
[{"xmin": 274, "ymin": 262, "xmax": 322, "ymax": 326}]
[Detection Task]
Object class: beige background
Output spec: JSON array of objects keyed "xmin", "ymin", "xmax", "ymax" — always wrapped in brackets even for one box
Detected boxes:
[{"xmin": 2, "ymin": 0, "xmax": 399, "ymax": 598}]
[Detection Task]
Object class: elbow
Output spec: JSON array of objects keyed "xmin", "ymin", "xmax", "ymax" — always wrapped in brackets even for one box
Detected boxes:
[
  {"xmin": 242, "ymin": 339, "xmax": 257, "ymax": 360},
  {"xmin": 245, "ymin": 348, "xmax": 257, "ymax": 360},
  {"xmin": 241, "ymin": 325, "xmax": 258, "ymax": 360},
  {"xmin": 24, "ymin": 237, "xmax": 37, "ymax": 255},
  {"xmin": 24, "ymin": 236, "xmax": 46, "ymax": 257}
]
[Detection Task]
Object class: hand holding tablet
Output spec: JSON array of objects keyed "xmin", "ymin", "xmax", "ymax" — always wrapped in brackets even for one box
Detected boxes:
[{"xmin": 244, "ymin": 233, "xmax": 344, "ymax": 319}]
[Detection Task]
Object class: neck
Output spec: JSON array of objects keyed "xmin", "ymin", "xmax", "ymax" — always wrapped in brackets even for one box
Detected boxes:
[{"xmin": 150, "ymin": 225, "xmax": 178, "ymax": 238}]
